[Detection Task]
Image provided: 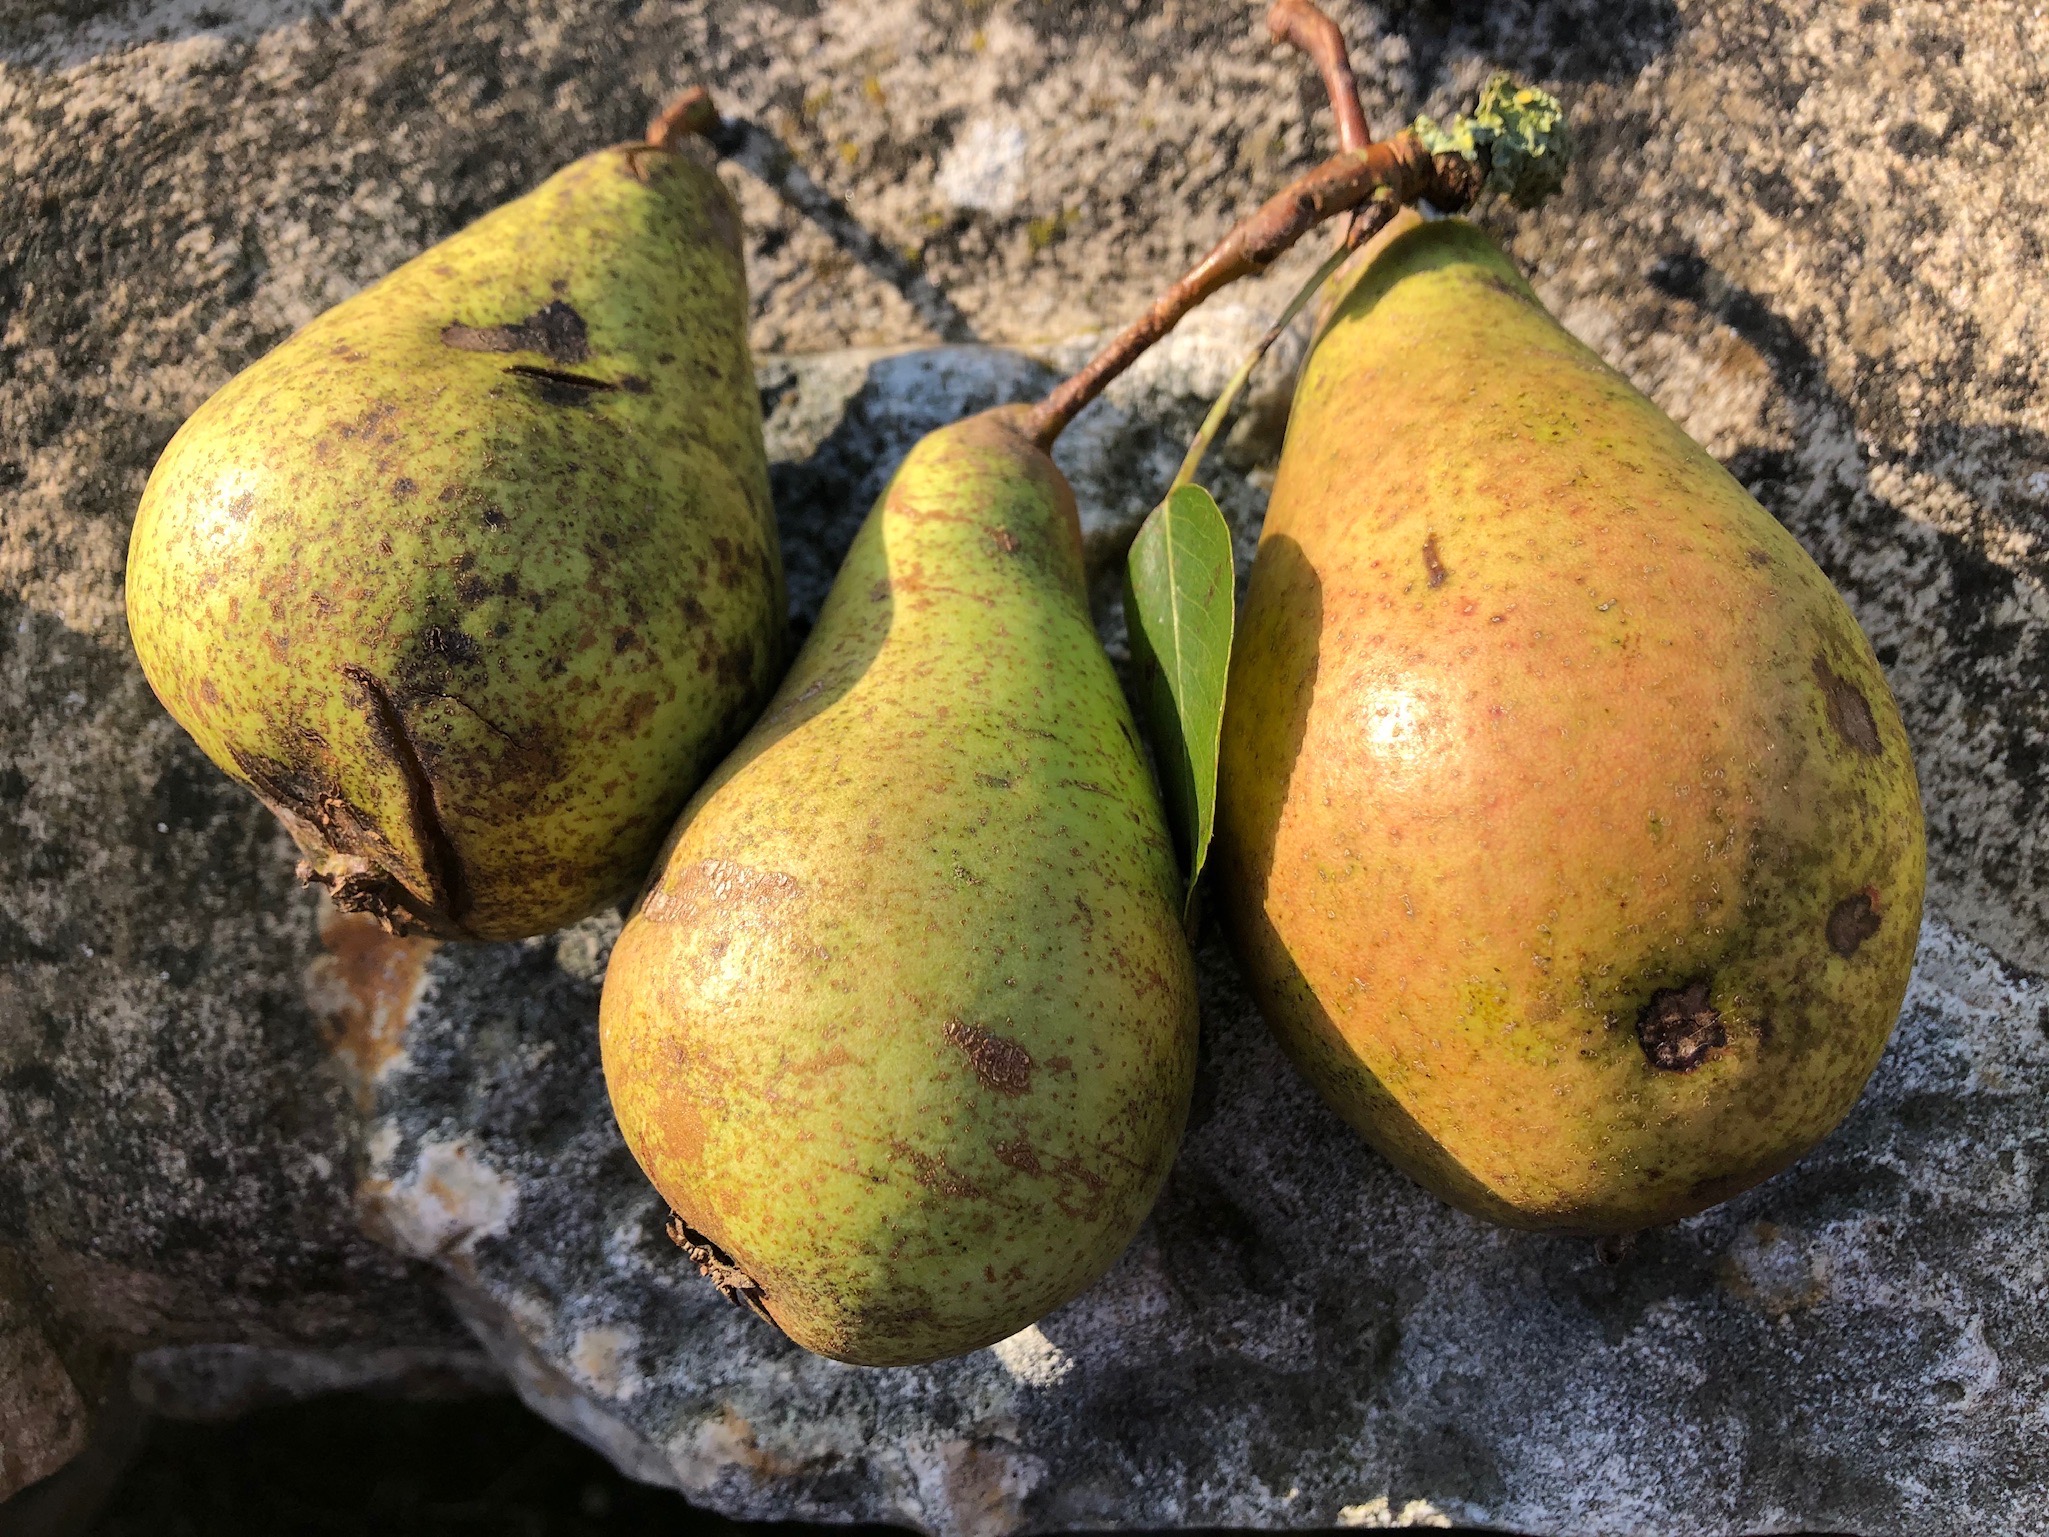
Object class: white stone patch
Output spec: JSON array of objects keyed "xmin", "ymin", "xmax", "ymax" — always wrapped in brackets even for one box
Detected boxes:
[
  {"xmin": 375, "ymin": 1137, "xmax": 518, "ymax": 1259},
  {"xmin": 569, "ymin": 1325, "xmax": 646, "ymax": 1402},
  {"xmin": 989, "ymin": 1324, "xmax": 1073, "ymax": 1388},
  {"xmin": 1338, "ymin": 1495, "xmax": 1455, "ymax": 1527},
  {"xmin": 554, "ymin": 909, "xmax": 623, "ymax": 984},
  {"xmin": 4, "ymin": 0, "xmax": 333, "ymax": 69},
  {"xmin": 363, "ymin": 1120, "xmax": 402, "ymax": 1178},
  {"xmin": 902, "ymin": 1436, "xmax": 1046, "ymax": 1537},
  {"xmin": 935, "ymin": 120, "xmax": 1029, "ymax": 215},
  {"xmin": 1926, "ymin": 1314, "xmax": 2002, "ymax": 1413}
]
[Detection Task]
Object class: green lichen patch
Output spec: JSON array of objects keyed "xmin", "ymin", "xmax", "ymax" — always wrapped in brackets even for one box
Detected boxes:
[{"xmin": 1414, "ymin": 75, "xmax": 1575, "ymax": 210}]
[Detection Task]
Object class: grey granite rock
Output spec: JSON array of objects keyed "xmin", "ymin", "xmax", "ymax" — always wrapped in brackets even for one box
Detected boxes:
[
  {"xmin": 359, "ymin": 908, "xmax": 2049, "ymax": 1537},
  {"xmin": 126, "ymin": 1342, "xmax": 502, "ymax": 1420},
  {"xmin": 3, "ymin": 0, "xmax": 2048, "ymax": 1526}
]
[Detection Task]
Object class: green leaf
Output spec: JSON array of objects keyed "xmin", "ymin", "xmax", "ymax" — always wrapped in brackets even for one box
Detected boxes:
[{"xmin": 1124, "ymin": 483, "xmax": 1236, "ymax": 920}]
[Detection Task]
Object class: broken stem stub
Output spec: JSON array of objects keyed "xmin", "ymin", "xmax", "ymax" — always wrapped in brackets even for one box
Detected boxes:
[{"xmin": 647, "ymin": 86, "xmax": 719, "ymax": 150}]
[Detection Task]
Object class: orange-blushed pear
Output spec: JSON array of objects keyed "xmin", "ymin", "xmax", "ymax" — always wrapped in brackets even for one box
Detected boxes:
[{"xmin": 1215, "ymin": 206, "xmax": 1925, "ymax": 1234}]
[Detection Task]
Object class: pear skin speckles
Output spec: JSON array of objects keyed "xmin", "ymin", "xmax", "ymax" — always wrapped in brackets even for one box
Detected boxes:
[
  {"xmin": 126, "ymin": 144, "xmax": 783, "ymax": 940},
  {"xmin": 600, "ymin": 411, "xmax": 1197, "ymax": 1366}
]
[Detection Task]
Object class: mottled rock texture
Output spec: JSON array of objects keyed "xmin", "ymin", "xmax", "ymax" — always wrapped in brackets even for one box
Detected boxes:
[{"xmin": 2, "ymin": 0, "xmax": 2047, "ymax": 1527}]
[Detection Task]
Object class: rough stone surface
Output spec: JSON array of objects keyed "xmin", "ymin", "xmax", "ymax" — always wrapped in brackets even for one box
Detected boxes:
[
  {"xmin": 2, "ymin": 0, "xmax": 2047, "ymax": 1527},
  {"xmin": 364, "ymin": 908, "xmax": 2049, "ymax": 1537}
]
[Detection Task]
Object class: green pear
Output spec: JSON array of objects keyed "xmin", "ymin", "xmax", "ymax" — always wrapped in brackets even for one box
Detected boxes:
[
  {"xmin": 600, "ymin": 408, "xmax": 1197, "ymax": 1366},
  {"xmin": 1215, "ymin": 213, "xmax": 1926, "ymax": 1233},
  {"xmin": 127, "ymin": 136, "xmax": 782, "ymax": 940}
]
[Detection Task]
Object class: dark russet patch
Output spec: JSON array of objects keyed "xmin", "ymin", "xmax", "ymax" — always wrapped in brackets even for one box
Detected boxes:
[
  {"xmin": 943, "ymin": 1017, "xmax": 1034, "ymax": 1095},
  {"xmin": 231, "ymin": 744, "xmax": 374, "ymax": 856},
  {"xmin": 1635, "ymin": 980, "xmax": 1728, "ymax": 1072},
  {"xmin": 441, "ymin": 299, "xmax": 590, "ymax": 366},
  {"xmin": 1813, "ymin": 655, "xmax": 1883, "ymax": 755},
  {"xmin": 712, "ymin": 635, "xmax": 756, "ymax": 689},
  {"xmin": 416, "ymin": 624, "xmax": 481, "ymax": 668},
  {"xmin": 992, "ymin": 1135, "xmax": 1043, "ymax": 1175},
  {"xmin": 339, "ymin": 666, "xmax": 472, "ymax": 925},
  {"xmin": 1422, "ymin": 532, "xmax": 1448, "ymax": 588},
  {"xmin": 1827, "ymin": 887, "xmax": 1883, "ymax": 958},
  {"xmin": 890, "ymin": 1140, "xmax": 985, "ymax": 1199},
  {"xmin": 666, "ymin": 1212, "xmax": 773, "ymax": 1323}
]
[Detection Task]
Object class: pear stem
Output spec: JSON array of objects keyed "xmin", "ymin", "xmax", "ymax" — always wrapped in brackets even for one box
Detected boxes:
[
  {"xmin": 1266, "ymin": 0, "xmax": 1371, "ymax": 153},
  {"xmin": 1022, "ymin": 134, "xmax": 1474, "ymax": 451},
  {"xmin": 1166, "ymin": 239, "xmax": 1353, "ymax": 496},
  {"xmin": 647, "ymin": 86, "xmax": 720, "ymax": 149}
]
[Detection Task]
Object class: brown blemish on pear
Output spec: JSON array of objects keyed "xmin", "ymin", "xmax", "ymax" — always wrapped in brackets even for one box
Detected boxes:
[{"xmin": 1635, "ymin": 981, "xmax": 1728, "ymax": 1073}]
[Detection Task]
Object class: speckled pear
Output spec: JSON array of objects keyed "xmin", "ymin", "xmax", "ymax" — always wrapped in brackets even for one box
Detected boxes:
[
  {"xmin": 600, "ymin": 408, "xmax": 1198, "ymax": 1366},
  {"xmin": 1216, "ymin": 213, "xmax": 1926, "ymax": 1233},
  {"xmin": 126, "ymin": 136, "xmax": 782, "ymax": 940}
]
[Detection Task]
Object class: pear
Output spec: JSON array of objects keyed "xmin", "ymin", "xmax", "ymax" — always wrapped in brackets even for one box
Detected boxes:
[
  {"xmin": 127, "ymin": 132, "xmax": 782, "ymax": 940},
  {"xmin": 600, "ymin": 408, "xmax": 1197, "ymax": 1365},
  {"xmin": 1215, "ymin": 213, "xmax": 1926, "ymax": 1233}
]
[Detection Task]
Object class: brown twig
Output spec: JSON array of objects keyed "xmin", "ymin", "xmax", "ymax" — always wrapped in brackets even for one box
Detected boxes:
[
  {"xmin": 1267, "ymin": 0, "xmax": 1370, "ymax": 153},
  {"xmin": 1023, "ymin": 135, "xmax": 1478, "ymax": 449},
  {"xmin": 646, "ymin": 86, "xmax": 719, "ymax": 150}
]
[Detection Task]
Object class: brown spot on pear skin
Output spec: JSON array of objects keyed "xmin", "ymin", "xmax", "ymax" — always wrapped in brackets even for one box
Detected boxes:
[
  {"xmin": 890, "ymin": 1140, "xmax": 985, "ymax": 1198},
  {"xmin": 1813, "ymin": 656, "xmax": 1882, "ymax": 755},
  {"xmin": 1827, "ymin": 888, "xmax": 1883, "ymax": 958},
  {"xmin": 1636, "ymin": 980, "xmax": 1727, "ymax": 1072},
  {"xmin": 441, "ymin": 299, "xmax": 591, "ymax": 366},
  {"xmin": 943, "ymin": 1018, "xmax": 1034, "ymax": 1095},
  {"xmin": 1422, "ymin": 532, "xmax": 1448, "ymax": 588},
  {"xmin": 504, "ymin": 365, "xmax": 625, "ymax": 407},
  {"xmin": 992, "ymin": 1136, "xmax": 1043, "ymax": 1174}
]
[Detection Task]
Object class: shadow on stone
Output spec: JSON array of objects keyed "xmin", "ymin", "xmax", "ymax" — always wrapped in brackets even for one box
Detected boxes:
[
  {"xmin": 1647, "ymin": 245, "xmax": 2049, "ymax": 976},
  {"xmin": 762, "ymin": 347, "xmax": 1060, "ymax": 633},
  {"xmin": 713, "ymin": 118, "xmax": 979, "ymax": 345},
  {"xmin": 1387, "ymin": 0, "xmax": 1682, "ymax": 91}
]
